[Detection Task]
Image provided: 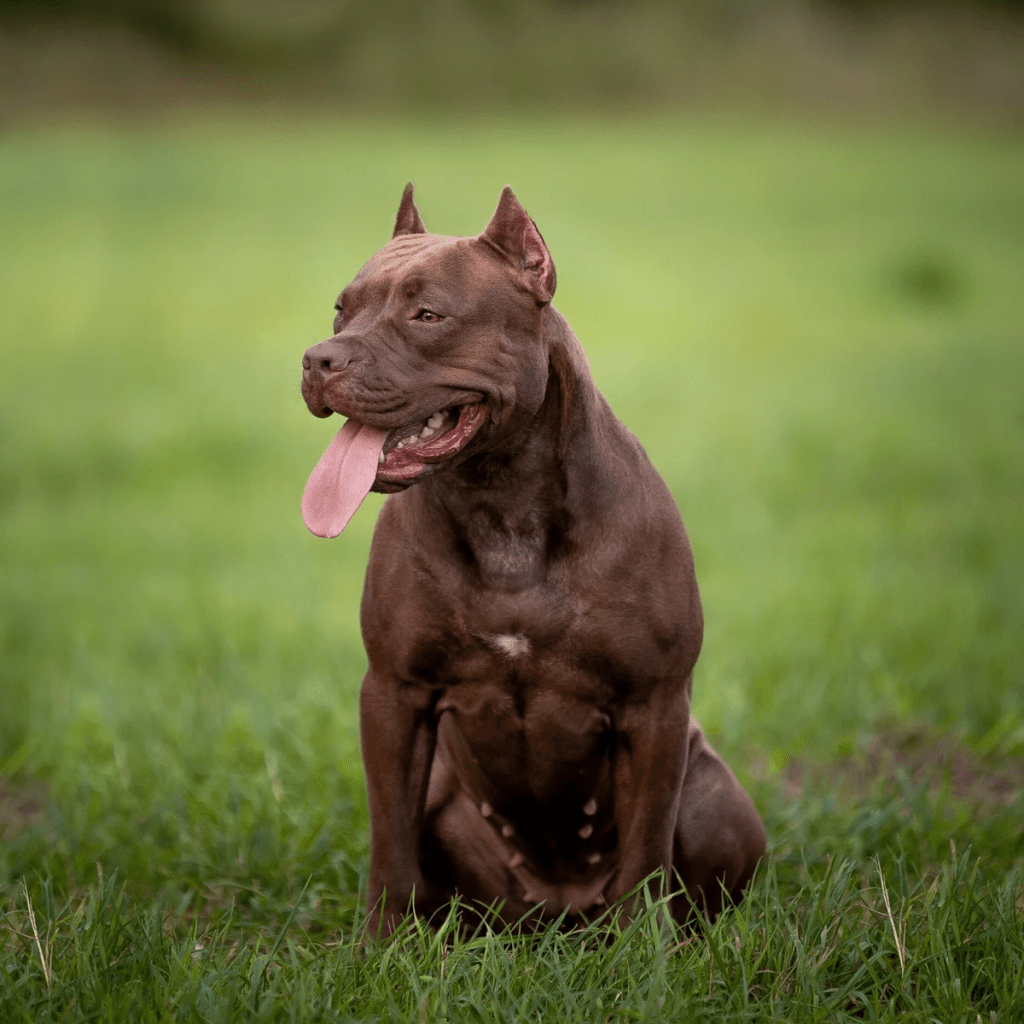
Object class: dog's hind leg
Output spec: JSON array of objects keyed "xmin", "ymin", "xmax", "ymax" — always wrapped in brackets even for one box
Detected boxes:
[{"xmin": 671, "ymin": 719, "xmax": 766, "ymax": 921}]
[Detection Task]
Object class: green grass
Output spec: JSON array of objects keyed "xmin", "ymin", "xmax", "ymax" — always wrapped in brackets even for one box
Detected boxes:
[{"xmin": 1, "ymin": 114, "xmax": 1022, "ymax": 1021}]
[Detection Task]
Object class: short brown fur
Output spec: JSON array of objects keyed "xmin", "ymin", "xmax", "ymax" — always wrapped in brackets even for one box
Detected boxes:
[{"xmin": 301, "ymin": 185, "xmax": 766, "ymax": 934}]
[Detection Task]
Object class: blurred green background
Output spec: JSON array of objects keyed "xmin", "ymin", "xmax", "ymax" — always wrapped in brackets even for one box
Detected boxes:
[
  {"xmin": 1, "ymin": 0, "xmax": 1022, "ymax": 915},
  {"xmin": 2, "ymin": 0, "xmax": 1023, "ymax": 119}
]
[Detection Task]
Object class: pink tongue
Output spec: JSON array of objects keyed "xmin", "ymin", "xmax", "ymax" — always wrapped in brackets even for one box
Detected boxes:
[{"xmin": 302, "ymin": 420, "xmax": 388, "ymax": 538}]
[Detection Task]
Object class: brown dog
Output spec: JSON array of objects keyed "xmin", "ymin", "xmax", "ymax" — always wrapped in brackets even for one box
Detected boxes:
[{"xmin": 300, "ymin": 185, "xmax": 766, "ymax": 935}]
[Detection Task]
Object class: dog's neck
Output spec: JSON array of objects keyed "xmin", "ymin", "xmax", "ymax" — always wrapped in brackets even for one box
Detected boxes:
[{"xmin": 416, "ymin": 309, "xmax": 623, "ymax": 589}]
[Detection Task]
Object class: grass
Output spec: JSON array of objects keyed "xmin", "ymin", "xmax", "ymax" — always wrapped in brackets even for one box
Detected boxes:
[{"xmin": 1, "ymin": 112, "xmax": 1022, "ymax": 1020}]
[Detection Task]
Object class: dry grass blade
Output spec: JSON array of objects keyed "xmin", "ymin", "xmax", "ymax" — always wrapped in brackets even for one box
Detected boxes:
[
  {"xmin": 875, "ymin": 857, "xmax": 906, "ymax": 979},
  {"xmin": 19, "ymin": 880, "xmax": 52, "ymax": 992}
]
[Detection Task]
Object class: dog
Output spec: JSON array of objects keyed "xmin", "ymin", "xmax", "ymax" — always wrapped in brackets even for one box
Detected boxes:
[{"xmin": 300, "ymin": 184, "xmax": 766, "ymax": 935}]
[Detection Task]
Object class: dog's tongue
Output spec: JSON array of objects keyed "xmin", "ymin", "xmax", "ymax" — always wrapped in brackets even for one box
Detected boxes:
[{"xmin": 302, "ymin": 420, "xmax": 388, "ymax": 538}]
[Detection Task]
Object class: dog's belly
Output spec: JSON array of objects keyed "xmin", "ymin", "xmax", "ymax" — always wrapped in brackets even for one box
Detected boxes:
[
  {"xmin": 431, "ymin": 638, "xmax": 613, "ymax": 811},
  {"xmin": 438, "ymin": 685, "xmax": 610, "ymax": 805},
  {"xmin": 430, "ymin": 666, "xmax": 617, "ymax": 892}
]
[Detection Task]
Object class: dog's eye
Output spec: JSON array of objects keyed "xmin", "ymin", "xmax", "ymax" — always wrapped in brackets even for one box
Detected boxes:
[{"xmin": 414, "ymin": 309, "xmax": 443, "ymax": 323}]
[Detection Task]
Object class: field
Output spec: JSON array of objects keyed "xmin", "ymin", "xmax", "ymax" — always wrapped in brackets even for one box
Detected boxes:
[{"xmin": 1, "ymin": 114, "xmax": 1022, "ymax": 1020}]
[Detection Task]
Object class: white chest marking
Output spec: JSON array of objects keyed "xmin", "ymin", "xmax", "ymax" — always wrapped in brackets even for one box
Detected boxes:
[{"xmin": 483, "ymin": 633, "xmax": 532, "ymax": 659}]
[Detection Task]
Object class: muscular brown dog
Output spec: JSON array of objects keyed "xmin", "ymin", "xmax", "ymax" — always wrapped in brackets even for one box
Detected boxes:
[{"xmin": 300, "ymin": 185, "xmax": 766, "ymax": 935}]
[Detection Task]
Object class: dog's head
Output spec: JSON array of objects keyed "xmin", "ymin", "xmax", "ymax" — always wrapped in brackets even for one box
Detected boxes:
[{"xmin": 300, "ymin": 185, "xmax": 557, "ymax": 536}]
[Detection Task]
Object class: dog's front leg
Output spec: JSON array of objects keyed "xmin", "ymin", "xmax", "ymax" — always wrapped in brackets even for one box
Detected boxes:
[
  {"xmin": 359, "ymin": 668, "xmax": 437, "ymax": 937},
  {"xmin": 606, "ymin": 676, "xmax": 692, "ymax": 917}
]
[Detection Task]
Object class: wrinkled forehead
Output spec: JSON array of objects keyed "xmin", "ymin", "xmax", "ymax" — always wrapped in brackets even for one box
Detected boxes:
[{"xmin": 345, "ymin": 233, "xmax": 492, "ymax": 297}]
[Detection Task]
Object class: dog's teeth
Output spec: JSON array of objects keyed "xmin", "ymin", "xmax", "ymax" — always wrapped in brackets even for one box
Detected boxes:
[
  {"xmin": 378, "ymin": 450, "xmax": 385, "ymax": 465},
  {"xmin": 427, "ymin": 412, "xmax": 444, "ymax": 428},
  {"xmin": 479, "ymin": 801, "xmax": 493, "ymax": 818},
  {"xmin": 578, "ymin": 823, "xmax": 594, "ymax": 839},
  {"xmin": 501, "ymin": 823, "xmax": 514, "ymax": 838},
  {"xmin": 420, "ymin": 425, "xmax": 436, "ymax": 439},
  {"xmin": 587, "ymin": 852, "xmax": 602, "ymax": 865},
  {"xmin": 508, "ymin": 852, "xmax": 524, "ymax": 868},
  {"xmin": 593, "ymin": 892, "xmax": 605, "ymax": 904},
  {"xmin": 583, "ymin": 798, "xmax": 597, "ymax": 816}
]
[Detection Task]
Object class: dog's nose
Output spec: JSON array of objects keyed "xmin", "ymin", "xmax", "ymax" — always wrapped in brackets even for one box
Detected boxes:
[{"xmin": 304, "ymin": 340, "xmax": 352, "ymax": 375}]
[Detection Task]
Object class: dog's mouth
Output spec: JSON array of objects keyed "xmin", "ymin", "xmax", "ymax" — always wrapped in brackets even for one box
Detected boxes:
[
  {"xmin": 377, "ymin": 403, "xmax": 485, "ymax": 482},
  {"xmin": 301, "ymin": 402, "xmax": 486, "ymax": 538}
]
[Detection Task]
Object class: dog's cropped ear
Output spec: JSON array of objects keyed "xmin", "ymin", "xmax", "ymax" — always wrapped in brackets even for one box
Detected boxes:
[
  {"xmin": 392, "ymin": 182, "xmax": 427, "ymax": 237},
  {"xmin": 480, "ymin": 185, "xmax": 556, "ymax": 304}
]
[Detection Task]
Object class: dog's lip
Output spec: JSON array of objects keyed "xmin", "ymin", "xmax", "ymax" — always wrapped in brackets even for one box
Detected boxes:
[
  {"xmin": 380, "ymin": 407, "xmax": 457, "ymax": 457},
  {"xmin": 376, "ymin": 402, "xmax": 486, "ymax": 480}
]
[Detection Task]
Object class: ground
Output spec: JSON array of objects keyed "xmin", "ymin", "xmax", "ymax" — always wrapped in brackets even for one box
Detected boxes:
[{"xmin": 1, "ymin": 114, "xmax": 1021, "ymax": 1021}]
